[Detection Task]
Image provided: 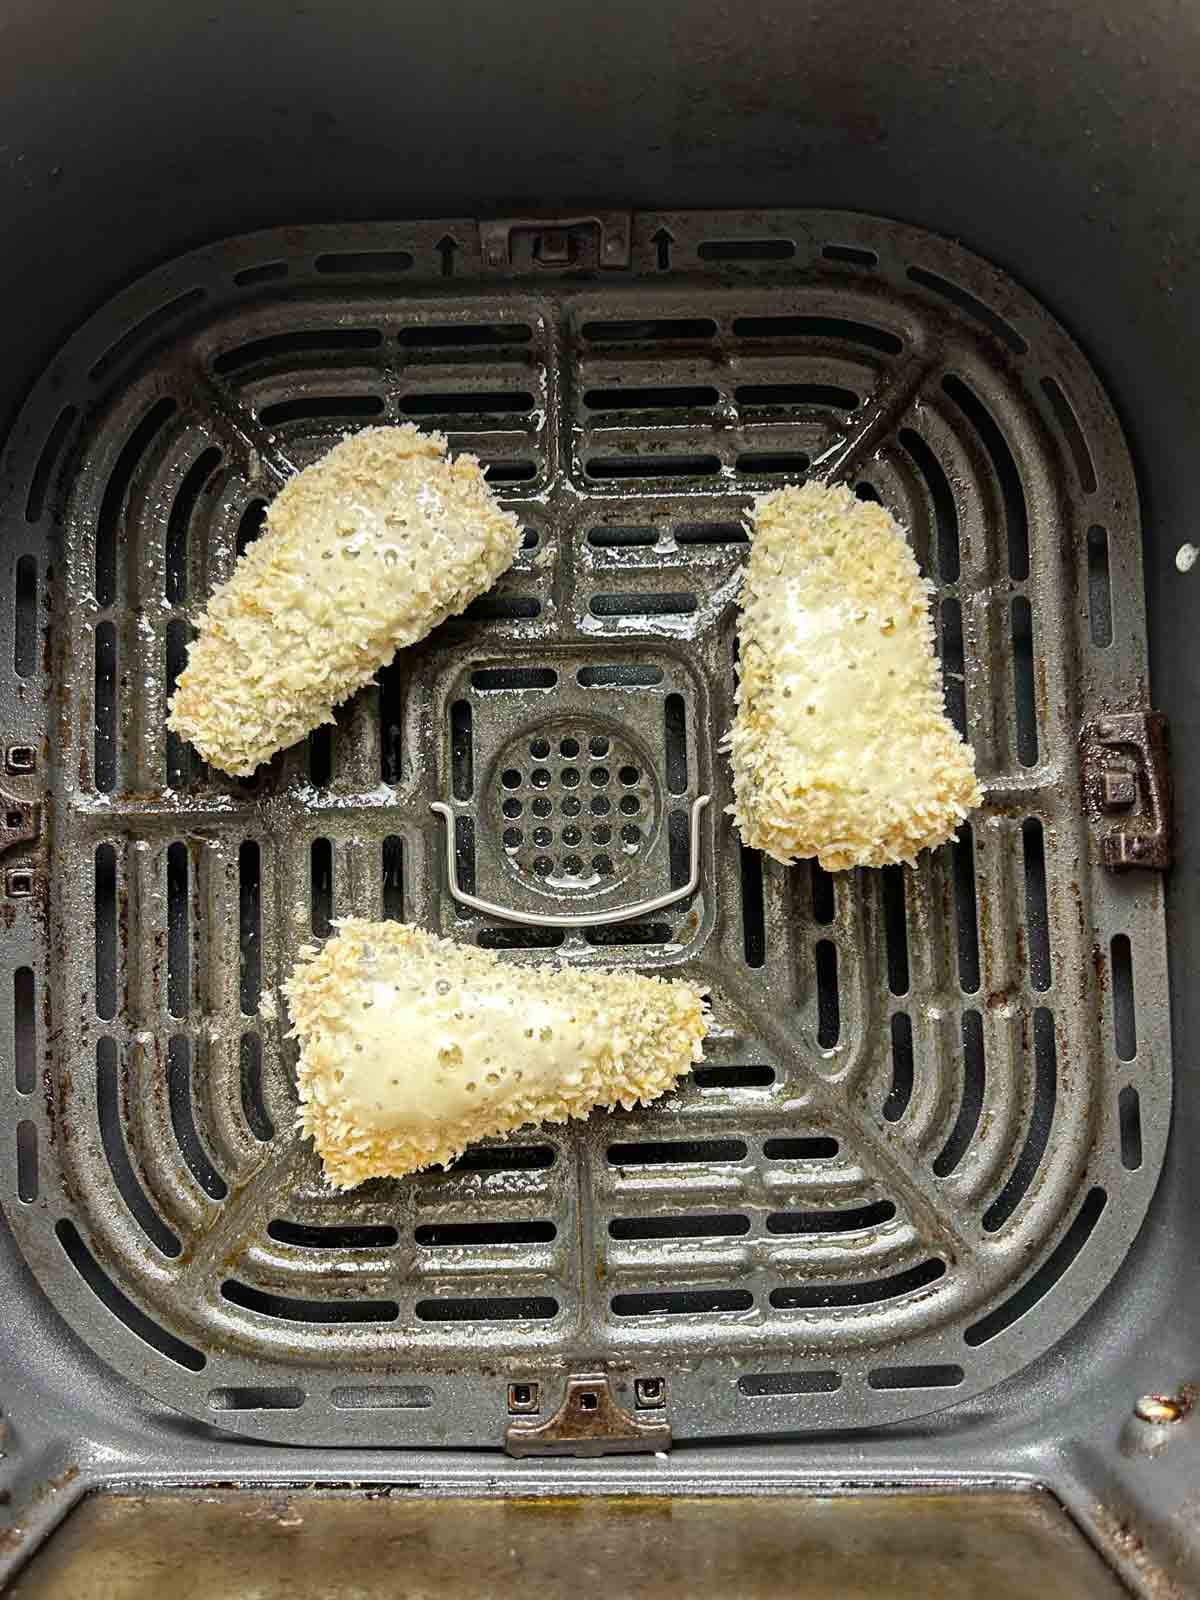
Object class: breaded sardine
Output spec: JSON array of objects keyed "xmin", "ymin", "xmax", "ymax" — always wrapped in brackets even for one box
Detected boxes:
[
  {"xmin": 284, "ymin": 921, "xmax": 709, "ymax": 1189},
  {"xmin": 168, "ymin": 426, "xmax": 523, "ymax": 775},
  {"xmin": 728, "ymin": 483, "xmax": 981, "ymax": 870}
]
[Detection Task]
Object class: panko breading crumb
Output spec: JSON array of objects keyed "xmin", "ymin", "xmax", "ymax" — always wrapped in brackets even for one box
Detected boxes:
[
  {"xmin": 727, "ymin": 483, "xmax": 982, "ymax": 871},
  {"xmin": 168, "ymin": 426, "xmax": 523, "ymax": 775},
  {"xmin": 284, "ymin": 921, "xmax": 709, "ymax": 1189}
]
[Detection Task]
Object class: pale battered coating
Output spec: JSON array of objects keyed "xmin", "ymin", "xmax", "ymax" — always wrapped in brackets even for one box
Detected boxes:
[
  {"xmin": 284, "ymin": 921, "xmax": 709, "ymax": 1189},
  {"xmin": 728, "ymin": 483, "xmax": 981, "ymax": 871},
  {"xmin": 168, "ymin": 426, "xmax": 523, "ymax": 775}
]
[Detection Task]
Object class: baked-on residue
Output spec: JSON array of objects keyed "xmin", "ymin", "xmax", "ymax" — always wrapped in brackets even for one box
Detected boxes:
[
  {"xmin": 284, "ymin": 921, "xmax": 709, "ymax": 1188},
  {"xmin": 168, "ymin": 425, "xmax": 523, "ymax": 775},
  {"xmin": 727, "ymin": 483, "xmax": 982, "ymax": 870}
]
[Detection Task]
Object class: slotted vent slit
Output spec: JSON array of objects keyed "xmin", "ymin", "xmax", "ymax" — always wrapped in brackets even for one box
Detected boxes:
[
  {"xmin": 767, "ymin": 1201, "xmax": 896, "ymax": 1234},
  {"xmin": 214, "ymin": 328, "xmax": 382, "ymax": 374},
  {"xmin": 587, "ymin": 457, "xmax": 720, "ymax": 482},
  {"xmin": 1022, "ymin": 818, "xmax": 1052, "ymax": 992},
  {"xmin": 259, "ymin": 395, "xmax": 384, "ymax": 427},
  {"xmin": 899, "ymin": 429, "xmax": 960, "ymax": 583},
  {"xmin": 869, "ymin": 1364, "xmax": 964, "ymax": 1390},
  {"xmin": 1087, "ymin": 525, "xmax": 1113, "ymax": 645},
  {"xmin": 733, "ymin": 316, "xmax": 902, "ymax": 354},
  {"xmin": 310, "ymin": 839, "xmax": 333, "ymax": 936},
  {"xmin": 239, "ymin": 1033, "xmax": 274, "ymax": 1142},
  {"xmin": 668, "ymin": 808, "xmax": 690, "ymax": 891},
  {"xmin": 58, "ymin": 1218, "xmax": 203, "ymax": 1368},
  {"xmin": 166, "ymin": 841, "xmax": 190, "ymax": 1019},
  {"xmin": 308, "ymin": 725, "xmax": 332, "ymax": 787},
  {"xmin": 1011, "ymin": 596, "xmax": 1039, "ymax": 767},
  {"xmin": 882, "ymin": 866, "xmax": 909, "ymax": 993},
  {"xmin": 167, "ymin": 1036, "xmax": 227, "ymax": 1200},
  {"xmin": 664, "ymin": 693, "xmax": 688, "ymax": 794},
  {"xmin": 239, "ymin": 841, "xmax": 261, "ymax": 1014},
  {"xmin": 942, "ymin": 375, "xmax": 1029, "ymax": 579},
  {"xmin": 164, "ymin": 620, "xmax": 192, "ymax": 786},
  {"xmin": 933, "ymin": 1011, "xmax": 985, "ymax": 1177},
  {"xmin": 1111, "ymin": 935, "xmax": 1137, "ymax": 1061},
  {"xmin": 13, "ymin": 967, "xmax": 36, "ymax": 1094},
  {"xmin": 25, "ymin": 404, "xmax": 78, "ymax": 523},
  {"xmin": 1041, "ymin": 376, "xmax": 1097, "ymax": 493},
  {"xmin": 94, "ymin": 843, "xmax": 118, "ymax": 1021},
  {"xmin": 165, "ymin": 447, "xmax": 221, "ymax": 605},
  {"xmin": 816, "ymin": 941, "xmax": 840, "ymax": 1047},
  {"xmin": 584, "ymin": 385, "xmax": 719, "ymax": 411},
  {"xmin": 588, "ymin": 524, "xmax": 657, "ymax": 549},
  {"xmin": 416, "ymin": 1296, "xmax": 558, "ymax": 1322},
  {"xmin": 739, "ymin": 845, "xmax": 765, "ymax": 968},
  {"xmin": 209, "ymin": 1387, "xmax": 304, "ymax": 1412},
  {"xmin": 940, "ymin": 598, "xmax": 967, "ymax": 739},
  {"xmin": 740, "ymin": 1370, "xmax": 841, "ymax": 1396},
  {"xmin": 382, "ymin": 835, "xmax": 404, "ymax": 921},
  {"xmin": 613, "ymin": 1289, "xmax": 754, "ymax": 1316},
  {"xmin": 14, "ymin": 555, "xmax": 37, "ymax": 678},
  {"xmin": 764, "ymin": 1136, "xmax": 839, "ymax": 1159},
  {"xmin": 811, "ymin": 863, "xmax": 835, "ymax": 925},
  {"xmin": 884, "ymin": 1013, "xmax": 915, "ymax": 1122},
  {"xmin": 772, "ymin": 1259, "xmax": 945, "ymax": 1309},
  {"xmin": 236, "ymin": 498, "xmax": 266, "ymax": 557},
  {"xmin": 450, "ymin": 700, "xmax": 473, "ymax": 799},
  {"xmin": 952, "ymin": 825, "xmax": 981, "ymax": 994},
  {"xmin": 415, "ymin": 1220, "xmax": 556, "ymax": 1247},
  {"xmin": 378, "ymin": 659, "xmax": 403, "ymax": 783},
  {"xmin": 609, "ymin": 1139, "xmax": 747, "ymax": 1166},
  {"xmin": 907, "ymin": 267, "xmax": 1026, "ymax": 355},
  {"xmin": 398, "ymin": 322, "xmax": 532, "ymax": 348},
  {"xmin": 97, "ymin": 1037, "xmax": 181, "ymax": 1255},
  {"xmin": 983, "ymin": 1007, "xmax": 1057, "ymax": 1231},
  {"xmin": 16, "ymin": 1119, "xmax": 37, "ymax": 1202},
  {"xmin": 692, "ymin": 1064, "xmax": 775, "ymax": 1090},
  {"xmin": 454, "ymin": 815, "xmax": 476, "ymax": 909},
  {"xmin": 222, "ymin": 1281, "xmax": 399, "ymax": 1323},
  {"xmin": 269, "ymin": 1221, "xmax": 399, "ymax": 1249},
  {"xmin": 1119, "ymin": 1086, "xmax": 1143, "ymax": 1171},
  {"xmin": 967, "ymin": 1188, "xmax": 1107, "ymax": 1345},
  {"xmin": 94, "ymin": 621, "xmax": 118, "ymax": 792},
  {"xmin": 95, "ymin": 398, "xmax": 178, "ymax": 606},
  {"xmin": 610, "ymin": 1214, "xmax": 751, "ymax": 1240}
]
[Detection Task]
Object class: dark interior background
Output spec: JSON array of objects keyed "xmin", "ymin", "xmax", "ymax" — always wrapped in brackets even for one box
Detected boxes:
[{"xmin": 0, "ymin": 0, "xmax": 1194, "ymax": 1432}]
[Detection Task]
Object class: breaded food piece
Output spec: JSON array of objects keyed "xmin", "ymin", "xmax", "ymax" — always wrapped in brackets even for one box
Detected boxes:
[
  {"xmin": 284, "ymin": 921, "xmax": 709, "ymax": 1189},
  {"xmin": 168, "ymin": 426, "xmax": 523, "ymax": 775},
  {"xmin": 727, "ymin": 483, "xmax": 981, "ymax": 871}
]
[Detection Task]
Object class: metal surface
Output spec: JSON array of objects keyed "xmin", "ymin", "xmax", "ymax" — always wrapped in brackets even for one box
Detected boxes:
[
  {"xmin": 0, "ymin": 212, "xmax": 1171, "ymax": 1455},
  {"xmin": 3, "ymin": 1489, "xmax": 1132, "ymax": 1599},
  {"xmin": 431, "ymin": 796, "xmax": 710, "ymax": 926},
  {"xmin": 504, "ymin": 1372, "xmax": 672, "ymax": 1456}
]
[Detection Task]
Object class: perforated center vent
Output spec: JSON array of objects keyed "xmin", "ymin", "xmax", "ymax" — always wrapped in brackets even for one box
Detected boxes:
[
  {"xmin": 493, "ymin": 723, "xmax": 658, "ymax": 892},
  {"xmin": 0, "ymin": 209, "xmax": 1169, "ymax": 1451}
]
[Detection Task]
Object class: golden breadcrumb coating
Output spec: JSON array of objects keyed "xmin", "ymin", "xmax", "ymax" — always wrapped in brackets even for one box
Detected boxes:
[
  {"xmin": 168, "ymin": 426, "xmax": 523, "ymax": 775},
  {"xmin": 284, "ymin": 921, "xmax": 709, "ymax": 1189},
  {"xmin": 727, "ymin": 483, "xmax": 981, "ymax": 870}
]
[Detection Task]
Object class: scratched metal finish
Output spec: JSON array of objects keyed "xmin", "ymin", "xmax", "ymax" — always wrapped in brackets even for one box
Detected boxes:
[{"xmin": 0, "ymin": 212, "xmax": 1170, "ymax": 1444}]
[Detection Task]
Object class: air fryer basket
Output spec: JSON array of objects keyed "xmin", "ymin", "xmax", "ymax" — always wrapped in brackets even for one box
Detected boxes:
[{"xmin": 0, "ymin": 3, "xmax": 1197, "ymax": 1596}]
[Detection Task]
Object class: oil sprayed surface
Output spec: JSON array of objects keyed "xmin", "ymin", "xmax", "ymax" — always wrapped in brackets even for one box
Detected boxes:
[
  {"xmin": 333, "ymin": 965, "xmax": 596, "ymax": 1135},
  {"xmin": 766, "ymin": 580, "xmax": 935, "ymax": 804}
]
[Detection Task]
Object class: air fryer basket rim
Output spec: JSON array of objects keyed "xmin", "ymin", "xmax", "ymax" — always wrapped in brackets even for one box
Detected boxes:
[{"xmin": 0, "ymin": 1, "xmax": 1197, "ymax": 1593}]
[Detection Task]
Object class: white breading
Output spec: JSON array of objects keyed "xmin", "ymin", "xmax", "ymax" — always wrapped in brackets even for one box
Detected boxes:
[
  {"xmin": 167, "ymin": 426, "xmax": 523, "ymax": 776},
  {"xmin": 727, "ymin": 483, "xmax": 982, "ymax": 871},
  {"xmin": 284, "ymin": 921, "xmax": 710, "ymax": 1189}
]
